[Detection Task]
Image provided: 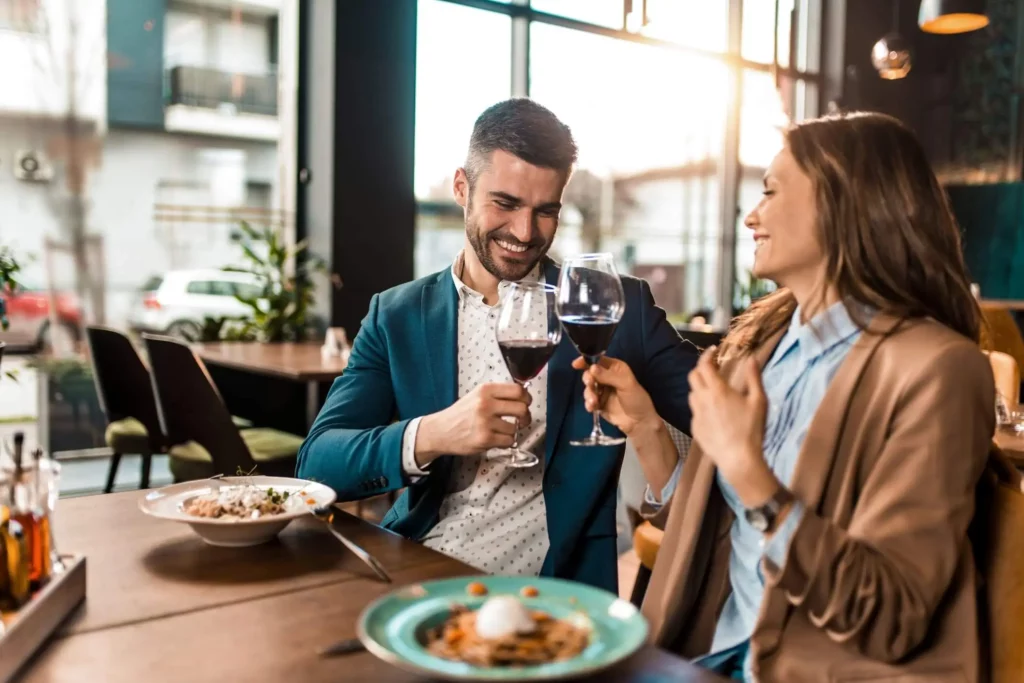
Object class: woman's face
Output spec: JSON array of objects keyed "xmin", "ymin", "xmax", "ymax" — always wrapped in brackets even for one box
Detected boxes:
[{"xmin": 745, "ymin": 146, "xmax": 826, "ymax": 296}]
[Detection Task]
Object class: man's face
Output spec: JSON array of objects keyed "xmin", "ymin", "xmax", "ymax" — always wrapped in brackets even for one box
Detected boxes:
[{"xmin": 454, "ymin": 149, "xmax": 568, "ymax": 281}]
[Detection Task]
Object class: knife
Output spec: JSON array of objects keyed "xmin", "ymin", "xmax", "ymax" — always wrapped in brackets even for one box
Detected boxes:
[{"xmin": 317, "ymin": 637, "xmax": 367, "ymax": 658}]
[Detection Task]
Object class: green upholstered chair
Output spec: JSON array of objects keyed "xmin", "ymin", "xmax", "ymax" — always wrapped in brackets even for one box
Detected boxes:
[
  {"xmin": 87, "ymin": 327, "xmax": 255, "ymax": 492},
  {"xmin": 142, "ymin": 334, "xmax": 302, "ymax": 481},
  {"xmin": 86, "ymin": 326, "xmax": 167, "ymax": 492}
]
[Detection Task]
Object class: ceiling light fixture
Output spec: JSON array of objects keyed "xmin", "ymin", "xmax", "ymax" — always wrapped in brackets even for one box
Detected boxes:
[{"xmin": 919, "ymin": 0, "xmax": 989, "ymax": 34}]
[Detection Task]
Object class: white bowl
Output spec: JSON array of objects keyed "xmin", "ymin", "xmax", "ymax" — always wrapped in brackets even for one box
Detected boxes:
[{"xmin": 139, "ymin": 476, "xmax": 337, "ymax": 547}]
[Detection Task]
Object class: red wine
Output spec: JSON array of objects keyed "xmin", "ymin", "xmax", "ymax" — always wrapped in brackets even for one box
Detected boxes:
[
  {"xmin": 559, "ymin": 316, "xmax": 619, "ymax": 363},
  {"xmin": 499, "ymin": 340, "xmax": 557, "ymax": 384}
]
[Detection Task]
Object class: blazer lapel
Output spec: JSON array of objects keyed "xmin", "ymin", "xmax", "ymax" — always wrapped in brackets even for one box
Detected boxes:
[
  {"xmin": 420, "ymin": 271, "xmax": 459, "ymax": 484},
  {"xmin": 786, "ymin": 313, "xmax": 902, "ymax": 512},
  {"xmin": 543, "ymin": 258, "xmax": 576, "ymax": 469},
  {"xmin": 421, "ymin": 270, "xmax": 459, "ymax": 411},
  {"xmin": 646, "ymin": 329, "xmax": 787, "ymax": 643}
]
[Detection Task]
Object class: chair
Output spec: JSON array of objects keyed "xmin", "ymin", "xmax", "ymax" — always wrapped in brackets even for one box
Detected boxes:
[
  {"xmin": 143, "ymin": 335, "xmax": 303, "ymax": 481},
  {"xmin": 980, "ymin": 304, "xmax": 1024, "ymax": 385},
  {"xmin": 630, "ymin": 520, "xmax": 664, "ymax": 607},
  {"xmin": 86, "ymin": 326, "xmax": 166, "ymax": 492},
  {"xmin": 627, "ymin": 425, "xmax": 690, "ymax": 607},
  {"xmin": 974, "ymin": 447, "xmax": 1024, "ymax": 683},
  {"xmin": 986, "ymin": 350, "xmax": 1020, "ymax": 408}
]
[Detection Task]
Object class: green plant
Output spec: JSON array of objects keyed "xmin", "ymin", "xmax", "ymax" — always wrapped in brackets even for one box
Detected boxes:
[
  {"xmin": 0, "ymin": 246, "xmax": 23, "ymax": 382},
  {"xmin": 735, "ymin": 269, "xmax": 774, "ymax": 311},
  {"xmin": 27, "ymin": 356, "xmax": 94, "ymax": 403},
  {"xmin": 221, "ymin": 221, "xmax": 328, "ymax": 343},
  {"xmin": 0, "ymin": 246, "xmax": 22, "ymax": 331},
  {"xmin": 184, "ymin": 316, "xmax": 256, "ymax": 343},
  {"xmin": 27, "ymin": 356, "xmax": 93, "ymax": 383}
]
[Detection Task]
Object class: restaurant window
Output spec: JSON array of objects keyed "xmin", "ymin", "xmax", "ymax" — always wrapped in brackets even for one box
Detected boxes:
[
  {"xmin": 633, "ymin": 0, "xmax": 729, "ymax": 54},
  {"xmin": 0, "ymin": 0, "xmax": 300, "ymax": 474},
  {"xmin": 411, "ymin": 0, "xmax": 822, "ymax": 317},
  {"xmin": 530, "ymin": 22, "xmax": 728, "ymax": 322},
  {"xmin": 742, "ymin": 0, "xmax": 796, "ymax": 67},
  {"xmin": 529, "ymin": 0, "xmax": 624, "ymax": 29},
  {"xmin": 414, "ymin": 0, "xmax": 512, "ymax": 278},
  {"xmin": 0, "ymin": 0, "xmax": 40, "ymax": 32}
]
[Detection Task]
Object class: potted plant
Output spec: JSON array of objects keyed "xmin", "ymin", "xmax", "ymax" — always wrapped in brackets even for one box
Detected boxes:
[
  {"xmin": 0, "ymin": 246, "xmax": 22, "ymax": 381},
  {"xmin": 190, "ymin": 221, "xmax": 330, "ymax": 343},
  {"xmin": 734, "ymin": 268, "xmax": 775, "ymax": 313},
  {"xmin": 29, "ymin": 354, "xmax": 105, "ymax": 454}
]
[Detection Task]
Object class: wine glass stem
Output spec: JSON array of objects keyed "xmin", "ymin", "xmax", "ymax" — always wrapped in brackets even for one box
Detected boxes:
[
  {"xmin": 511, "ymin": 381, "xmax": 528, "ymax": 459},
  {"xmin": 590, "ymin": 406, "xmax": 604, "ymax": 439}
]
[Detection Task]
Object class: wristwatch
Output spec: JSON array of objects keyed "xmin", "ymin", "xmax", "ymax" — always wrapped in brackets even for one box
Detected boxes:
[{"xmin": 744, "ymin": 486, "xmax": 795, "ymax": 533}]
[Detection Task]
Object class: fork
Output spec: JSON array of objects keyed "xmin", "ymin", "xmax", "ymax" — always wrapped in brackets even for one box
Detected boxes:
[{"xmin": 310, "ymin": 507, "xmax": 392, "ymax": 583}]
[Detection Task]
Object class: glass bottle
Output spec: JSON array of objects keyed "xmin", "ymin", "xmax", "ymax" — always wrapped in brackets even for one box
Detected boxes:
[
  {"xmin": 0, "ymin": 483, "xmax": 30, "ymax": 610},
  {"xmin": 8, "ymin": 434, "xmax": 51, "ymax": 590}
]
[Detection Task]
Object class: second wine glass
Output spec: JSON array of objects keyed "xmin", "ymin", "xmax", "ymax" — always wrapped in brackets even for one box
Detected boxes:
[
  {"xmin": 556, "ymin": 253, "xmax": 626, "ymax": 447},
  {"xmin": 494, "ymin": 281, "xmax": 562, "ymax": 468}
]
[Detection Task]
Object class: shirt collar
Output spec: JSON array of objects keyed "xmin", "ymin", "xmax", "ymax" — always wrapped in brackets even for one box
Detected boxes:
[
  {"xmin": 767, "ymin": 299, "xmax": 864, "ymax": 370},
  {"xmin": 450, "ymin": 250, "xmax": 543, "ymax": 304}
]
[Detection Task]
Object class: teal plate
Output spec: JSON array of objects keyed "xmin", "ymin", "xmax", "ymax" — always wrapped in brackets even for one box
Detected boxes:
[{"xmin": 357, "ymin": 575, "xmax": 648, "ymax": 681}]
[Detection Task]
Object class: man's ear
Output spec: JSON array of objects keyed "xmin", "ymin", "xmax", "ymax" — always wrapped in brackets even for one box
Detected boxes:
[{"xmin": 453, "ymin": 168, "xmax": 469, "ymax": 209}]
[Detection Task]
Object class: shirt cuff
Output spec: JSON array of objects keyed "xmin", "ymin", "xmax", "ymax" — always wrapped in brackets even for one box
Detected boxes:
[
  {"xmin": 762, "ymin": 499, "xmax": 805, "ymax": 569},
  {"xmin": 401, "ymin": 417, "xmax": 429, "ymax": 479},
  {"xmin": 642, "ymin": 457, "xmax": 684, "ymax": 509}
]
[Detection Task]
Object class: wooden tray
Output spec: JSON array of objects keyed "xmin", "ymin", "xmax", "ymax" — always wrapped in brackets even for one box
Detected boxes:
[{"xmin": 0, "ymin": 556, "xmax": 86, "ymax": 683}]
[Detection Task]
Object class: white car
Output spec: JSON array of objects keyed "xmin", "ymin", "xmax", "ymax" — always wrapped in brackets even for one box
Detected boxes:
[{"xmin": 127, "ymin": 269, "xmax": 265, "ymax": 339}]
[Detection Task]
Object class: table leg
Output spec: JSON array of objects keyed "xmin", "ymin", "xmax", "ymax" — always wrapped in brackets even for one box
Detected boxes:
[{"xmin": 306, "ymin": 381, "xmax": 320, "ymax": 429}]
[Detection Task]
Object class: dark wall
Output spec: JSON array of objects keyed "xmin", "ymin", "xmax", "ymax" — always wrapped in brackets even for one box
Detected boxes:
[
  {"xmin": 841, "ymin": 0, "xmax": 1022, "ymax": 182},
  {"xmin": 107, "ymin": 0, "xmax": 166, "ymax": 129},
  {"xmin": 841, "ymin": 2, "xmax": 1024, "ymax": 299},
  {"xmin": 949, "ymin": 183, "xmax": 1024, "ymax": 298},
  {"xmin": 327, "ymin": 1, "xmax": 417, "ymax": 336}
]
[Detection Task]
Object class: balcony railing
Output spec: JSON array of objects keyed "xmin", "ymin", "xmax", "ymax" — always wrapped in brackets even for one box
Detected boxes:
[{"xmin": 166, "ymin": 66, "xmax": 277, "ymax": 117}]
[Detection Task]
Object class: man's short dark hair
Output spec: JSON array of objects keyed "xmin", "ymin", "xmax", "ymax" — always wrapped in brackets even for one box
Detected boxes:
[{"xmin": 465, "ymin": 98, "xmax": 578, "ymax": 188}]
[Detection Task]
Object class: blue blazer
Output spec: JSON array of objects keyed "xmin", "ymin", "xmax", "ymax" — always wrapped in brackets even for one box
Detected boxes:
[{"xmin": 297, "ymin": 259, "xmax": 696, "ymax": 593}]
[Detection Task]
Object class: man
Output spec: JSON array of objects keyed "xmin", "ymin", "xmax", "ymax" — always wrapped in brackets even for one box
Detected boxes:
[{"xmin": 297, "ymin": 98, "xmax": 696, "ymax": 592}]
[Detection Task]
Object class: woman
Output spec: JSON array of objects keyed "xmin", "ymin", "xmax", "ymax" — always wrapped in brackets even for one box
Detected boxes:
[{"xmin": 579, "ymin": 112, "xmax": 994, "ymax": 681}]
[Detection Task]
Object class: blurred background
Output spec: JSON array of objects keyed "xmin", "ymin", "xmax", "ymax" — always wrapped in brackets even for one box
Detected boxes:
[{"xmin": 0, "ymin": 0, "xmax": 1016, "ymax": 494}]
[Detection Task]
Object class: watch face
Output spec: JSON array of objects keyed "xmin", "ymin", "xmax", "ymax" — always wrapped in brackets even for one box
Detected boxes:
[{"xmin": 745, "ymin": 507, "xmax": 770, "ymax": 532}]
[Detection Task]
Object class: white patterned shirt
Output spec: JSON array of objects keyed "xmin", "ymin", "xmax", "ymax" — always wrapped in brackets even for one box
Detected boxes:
[{"xmin": 401, "ymin": 254, "xmax": 549, "ymax": 575}]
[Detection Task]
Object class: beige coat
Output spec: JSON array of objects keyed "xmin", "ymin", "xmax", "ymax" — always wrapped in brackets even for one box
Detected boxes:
[{"xmin": 643, "ymin": 314, "xmax": 995, "ymax": 682}]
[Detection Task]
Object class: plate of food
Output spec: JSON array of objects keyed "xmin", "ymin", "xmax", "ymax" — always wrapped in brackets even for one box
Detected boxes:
[
  {"xmin": 139, "ymin": 475, "xmax": 336, "ymax": 547},
  {"xmin": 357, "ymin": 576, "xmax": 647, "ymax": 681}
]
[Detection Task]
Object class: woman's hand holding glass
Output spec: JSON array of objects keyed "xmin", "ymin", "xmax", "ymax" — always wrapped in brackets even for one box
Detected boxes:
[{"xmin": 571, "ymin": 356, "xmax": 658, "ymax": 436}]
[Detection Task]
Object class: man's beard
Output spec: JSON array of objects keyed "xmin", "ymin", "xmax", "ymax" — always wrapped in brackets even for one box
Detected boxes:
[{"xmin": 466, "ymin": 211, "xmax": 550, "ymax": 282}]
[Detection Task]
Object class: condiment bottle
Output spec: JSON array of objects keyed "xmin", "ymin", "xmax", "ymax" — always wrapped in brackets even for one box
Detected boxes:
[
  {"xmin": 8, "ymin": 434, "xmax": 51, "ymax": 589},
  {"xmin": 0, "ymin": 502, "xmax": 30, "ymax": 610}
]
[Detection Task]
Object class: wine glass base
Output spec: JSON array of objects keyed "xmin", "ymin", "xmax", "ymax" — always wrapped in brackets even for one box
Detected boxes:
[
  {"xmin": 491, "ymin": 450, "xmax": 539, "ymax": 468},
  {"xmin": 570, "ymin": 435, "xmax": 627, "ymax": 447}
]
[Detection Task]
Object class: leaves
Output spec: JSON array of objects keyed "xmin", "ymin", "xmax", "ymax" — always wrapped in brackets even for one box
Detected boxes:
[
  {"xmin": 735, "ymin": 269, "xmax": 774, "ymax": 311},
  {"xmin": 210, "ymin": 221, "xmax": 330, "ymax": 343},
  {"xmin": 0, "ymin": 246, "xmax": 22, "ymax": 332},
  {"xmin": 185, "ymin": 316, "xmax": 256, "ymax": 343}
]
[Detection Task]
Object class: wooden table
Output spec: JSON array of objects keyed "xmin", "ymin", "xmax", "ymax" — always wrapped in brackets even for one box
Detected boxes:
[
  {"xmin": 19, "ymin": 493, "xmax": 727, "ymax": 682},
  {"xmin": 995, "ymin": 427, "xmax": 1024, "ymax": 467},
  {"xmin": 194, "ymin": 342, "xmax": 347, "ymax": 427}
]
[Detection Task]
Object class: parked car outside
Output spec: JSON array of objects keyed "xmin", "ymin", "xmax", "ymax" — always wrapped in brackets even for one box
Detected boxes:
[
  {"xmin": 127, "ymin": 269, "xmax": 264, "ymax": 340},
  {"xmin": 0, "ymin": 286, "xmax": 82, "ymax": 352}
]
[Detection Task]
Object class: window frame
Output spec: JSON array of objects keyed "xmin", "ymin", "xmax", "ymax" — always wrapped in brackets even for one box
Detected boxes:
[{"xmin": 426, "ymin": 0, "xmax": 823, "ymax": 314}]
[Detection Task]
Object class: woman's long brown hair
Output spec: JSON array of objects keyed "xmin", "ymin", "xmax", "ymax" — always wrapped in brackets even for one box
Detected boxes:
[{"xmin": 720, "ymin": 111, "xmax": 981, "ymax": 357}]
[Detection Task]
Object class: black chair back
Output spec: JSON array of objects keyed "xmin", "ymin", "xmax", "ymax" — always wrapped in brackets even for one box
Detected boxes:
[
  {"xmin": 143, "ymin": 335, "xmax": 257, "ymax": 476},
  {"xmin": 85, "ymin": 326, "xmax": 164, "ymax": 452}
]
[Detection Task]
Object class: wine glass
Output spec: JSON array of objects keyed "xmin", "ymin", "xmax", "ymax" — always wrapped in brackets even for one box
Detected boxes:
[
  {"xmin": 556, "ymin": 254, "xmax": 626, "ymax": 446},
  {"xmin": 494, "ymin": 281, "xmax": 562, "ymax": 468}
]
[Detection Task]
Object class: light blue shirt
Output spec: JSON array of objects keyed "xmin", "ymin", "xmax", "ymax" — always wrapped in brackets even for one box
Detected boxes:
[{"xmin": 653, "ymin": 300, "xmax": 863, "ymax": 681}]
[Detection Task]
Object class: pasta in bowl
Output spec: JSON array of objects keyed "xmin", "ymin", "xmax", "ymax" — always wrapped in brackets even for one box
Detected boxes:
[{"xmin": 139, "ymin": 475, "xmax": 336, "ymax": 547}]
